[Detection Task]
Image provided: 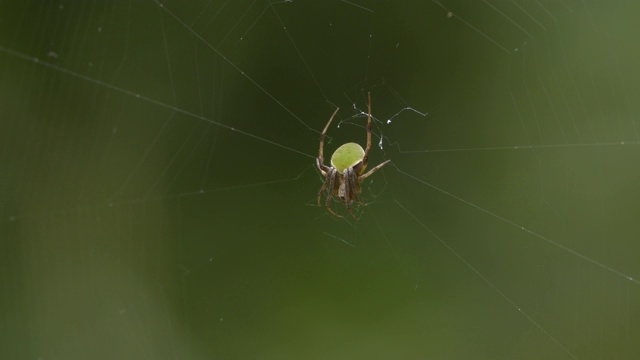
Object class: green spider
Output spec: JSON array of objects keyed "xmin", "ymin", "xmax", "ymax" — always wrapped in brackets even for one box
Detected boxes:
[{"xmin": 316, "ymin": 92, "xmax": 390, "ymax": 218}]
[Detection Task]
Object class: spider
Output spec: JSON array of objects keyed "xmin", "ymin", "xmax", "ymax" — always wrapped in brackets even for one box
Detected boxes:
[{"xmin": 316, "ymin": 92, "xmax": 390, "ymax": 218}]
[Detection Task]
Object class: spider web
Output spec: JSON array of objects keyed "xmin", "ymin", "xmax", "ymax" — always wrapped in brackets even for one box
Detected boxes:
[{"xmin": 1, "ymin": 1, "xmax": 639, "ymax": 359}]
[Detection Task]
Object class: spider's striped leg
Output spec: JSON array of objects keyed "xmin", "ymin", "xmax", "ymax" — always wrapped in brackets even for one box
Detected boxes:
[
  {"xmin": 343, "ymin": 169, "xmax": 357, "ymax": 219},
  {"xmin": 360, "ymin": 159, "xmax": 391, "ymax": 181},
  {"xmin": 324, "ymin": 169, "xmax": 343, "ymax": 218},
  {"xmin": 347, "ymin": 168, "xmax": 365, "ymax": 206},
  {"xmin": 362, "ymin": 92, "xmax": 373, "ymax": 169},
  {"xmin": 318, "ymin": 107, "xmax": 340, "ymax": 172},
  {"xmin": 317, "ymin": 173, "xmax": 331, "ymax": 207},
  {"xmin": 317, "ymin": 158, "xmax": 330, "ymax": 177}
]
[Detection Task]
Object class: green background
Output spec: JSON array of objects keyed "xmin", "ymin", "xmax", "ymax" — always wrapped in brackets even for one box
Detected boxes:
[{"xmin": 1, "ymin": 1, "xmax": 639, "ymax": 359}]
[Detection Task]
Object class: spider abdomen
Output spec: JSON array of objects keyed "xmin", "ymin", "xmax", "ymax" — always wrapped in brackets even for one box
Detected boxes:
[{"xmin": 330, "ymin": 142, "xmax": 365, "ymax": 173}]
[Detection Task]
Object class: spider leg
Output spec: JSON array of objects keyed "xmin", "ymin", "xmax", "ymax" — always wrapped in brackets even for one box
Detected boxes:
[
  {"xmin": 318, "ymin": 107, "xmax": 340, "ymax": 174},
  {"xmin": 317, "ymin": 173, "xmax": 331, "ymax": 207},
  {"xmin": 324, "ymin": 169, "xmax": 343, "ymax": 218},
  {"xmin": 361, "ymin": 91, "xmax": 373, "ymax": 170},
  {"xmin": 348, "ymin": 168, "xmax": 365, "ymax": 205},
  {"xmin": 317, "ymin": 107, "xmax": 342, "ymax": 217},
  {"xmin": 359, "ymin": 159, "xmax": 391, "ymax": 181},
  {"xmin": 317, "ymin": 158, "xmax": 329, "ymax": 177},
  {"xmin": 343, "ymin": 169, "xmax": 357, "ymax": 219}
]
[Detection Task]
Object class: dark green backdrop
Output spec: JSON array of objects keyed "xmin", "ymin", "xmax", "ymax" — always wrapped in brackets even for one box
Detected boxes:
[{"xmin": 1, "ymin": 1, "xmax": 639, "ymax": 359}]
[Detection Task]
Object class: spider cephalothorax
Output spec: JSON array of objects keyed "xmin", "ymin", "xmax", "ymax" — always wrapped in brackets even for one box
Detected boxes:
[{"xmin": 316, "ymin": 92, "xmax": 390, "ymax": 218}]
